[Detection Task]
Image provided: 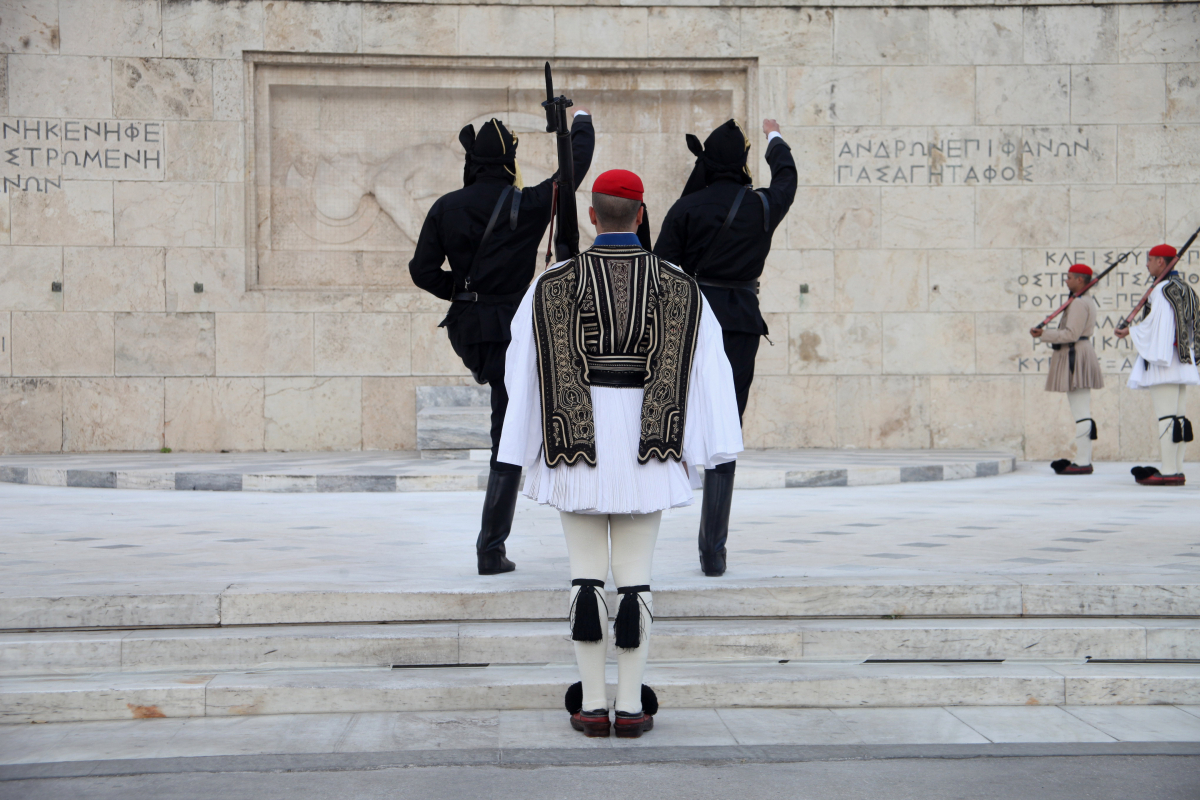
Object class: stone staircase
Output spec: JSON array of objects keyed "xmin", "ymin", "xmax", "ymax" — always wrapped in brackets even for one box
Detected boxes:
[
  {"xmin": 415, "ymin": 385, "xmax": 492, "ymax": 459},
  {"xmin": 2, "ymin": 581, "xmax": 1198, "ymax": 723}
]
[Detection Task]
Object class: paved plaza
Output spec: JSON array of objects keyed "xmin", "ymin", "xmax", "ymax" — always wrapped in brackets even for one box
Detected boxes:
[{"xmin": 0, "ymin": 460, "xmax": 1195, "ymax": 594}]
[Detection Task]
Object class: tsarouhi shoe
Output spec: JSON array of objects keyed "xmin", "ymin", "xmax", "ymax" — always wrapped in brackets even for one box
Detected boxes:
[
  {"xmin": 570, "ymin": 709, "xmax": 611, "ymax": 737},
  {"xmin": 1057, "ymin": 463, "xmax": 1093, "ymax": 475},
  {"xmin": 1133, "ymin": 467, "xmax": 1185, "ymax": 486},
  {"xmin": 614, "ymin": 710, "xmax": 654, "ymax": 738}
]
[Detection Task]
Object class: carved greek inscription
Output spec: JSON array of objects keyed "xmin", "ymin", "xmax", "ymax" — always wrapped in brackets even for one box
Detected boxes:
[
  {"xmin": 1016, "ymin": 248, "xmax": 1200, "ymax": 372},
  {"xmin": 1, "ymin": 118, "xmax": 165, "ymax": 191},
  {"xmin": 835, "ymin": 136, "xmax": 1092, "ymax": 185}
]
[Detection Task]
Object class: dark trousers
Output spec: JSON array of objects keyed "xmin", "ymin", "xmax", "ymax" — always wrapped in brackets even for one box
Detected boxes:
[
  {"xmin": 447, "ymin": 337, "xmax": 521, "ymax": 474},
  {"xmin": 721, "ymin": 330, "xmax": 760, "ymax": 423}
]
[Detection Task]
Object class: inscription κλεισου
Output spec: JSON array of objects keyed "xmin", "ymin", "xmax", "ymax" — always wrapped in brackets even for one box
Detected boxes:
[{"xmin": 2, "ymin": 118, "xmax": 165, "ymax": 193}]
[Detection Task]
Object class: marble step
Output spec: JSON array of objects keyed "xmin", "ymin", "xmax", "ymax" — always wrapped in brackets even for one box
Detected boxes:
[
  {"xmin": 3, "ymin": 618, "xmax": 1196, "ymax": 676},
  {"xmin": 7, "ymin": 579, "xmax": 1199, "ymax": 630},
  {"xmin": 4, "ymin": 660, "xmax": 1199, "ymax": 724}
]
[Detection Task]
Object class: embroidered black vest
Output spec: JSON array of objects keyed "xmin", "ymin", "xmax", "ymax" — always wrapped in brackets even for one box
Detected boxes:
[
  {"xmin": 1161, "ymin": 273, "xmax": 1199, "ymax": 365},
  {"xmin": 532, "ymin": 244, "xmax": 702, "ymax": 467}
]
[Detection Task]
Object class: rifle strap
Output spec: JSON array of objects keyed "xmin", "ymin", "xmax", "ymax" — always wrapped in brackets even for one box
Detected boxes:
[
  {"xmin": 464, "ymin": 184, "xmax": 514, "ymax": 291},
  {"xmin": 694, "ymin": 185, "xmax": 748, "ymax": 277}
]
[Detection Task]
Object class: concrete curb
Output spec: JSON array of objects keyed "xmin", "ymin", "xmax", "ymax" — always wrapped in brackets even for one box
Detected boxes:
[
  {"xmin": 0, "ymin": 455, "xmax": 1017, "ymax": 493},
  {"xmin": 3, "ymin": 741, "xmax": 1199, "ymax": 780}
]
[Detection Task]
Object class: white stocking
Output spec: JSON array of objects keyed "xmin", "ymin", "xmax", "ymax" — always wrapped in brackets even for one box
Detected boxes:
[
  {"xmin": 1150, "ymin": 384, "xmax": 1181, "ymax": 475},
  {"xmin": 560, "ymin": 511, "xmax": 610, "ymax": 712},
  {"xmin": 609, "ymin": 511, "xmax": 660, "ymax": 715},
  {"xmin": 1066, "ymin": 388, "xmax": 1093, "ymax": 466},
  {"xmin": 1175, "ymin": 386, "xmax": 1188, "ymax": 475}
]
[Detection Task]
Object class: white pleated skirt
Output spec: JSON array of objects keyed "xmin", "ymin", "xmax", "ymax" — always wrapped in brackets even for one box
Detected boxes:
[
  {"xmin": 1127, "ymin": 351, "xmax": 1200, "ymax": 389},
  {"xmin": 522, "ymin": 386, "xmax": 696, "ymax": 515}
]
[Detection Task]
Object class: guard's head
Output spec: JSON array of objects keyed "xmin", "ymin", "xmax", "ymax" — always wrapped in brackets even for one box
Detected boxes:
[
  {"xmin": 681, "ymin": 119, "xmax": 752, "ymax": 196},
  {"xmin": 1067, "ymin": 263, "xmax": 1092, "ymax": 294},
  {"xmin": 589, "ymin": 169, "xmax": 644, "ymax": 233},
  {"xmin": 458, "ymin": 118, "xmax": 520, "ymax": 187},
  {"xmin": 1148, "ymin": 243, "xmax": 1176, "ymax": 277}
]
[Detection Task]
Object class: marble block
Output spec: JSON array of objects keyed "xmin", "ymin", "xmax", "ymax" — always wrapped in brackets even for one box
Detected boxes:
[
  {"xmin": 554, "ymin": 7, "xmax": 648, "ymax": 60},
  {"xmin": 647, "ymin": 8, "xmax": 738, "ymax": 59},
  {"xmin": 216, "ymin": 313, "xmax": 313, "ymax": 376},
  {"xmin": 0, "ymin": 378, "xmax": 62, "ymax": 453},
  {"xmin": 1022, "ymin": 6, "xmax": 1117, "ymax": 66},
  {"xmin": 788, "ymin": 313, "xmax": 881, "ymax": 376},
  {"xmin": 114, "ymin": 182, "xmax": 216, "ymax": 247},
  {"xmin": 927, "ymin": 7, "xmax": 1022, "ymax": 65},
  {"xmin": 881, "ymin": 67, "xmax": 974, "ymax": 127},
  {"xmin": 264, "ymin": 0, "xmax": 362, "ymax": 54},
  {"xmin": 166, "ymin": 248, "xmax": 263, "ymax": 314},
  {"xmin": 12, "ymin": 312, "xmax": 113, "ymax": 376},
  {"xmin": 1072, "ymin": 65, "xmax": 1168, "ymax": 125},
  {"xmin": 883, "ymin": 313, "xmax": 975, "ymax": 375},
  {"xmin": 975, "ymin": 186, "xmax": 1069, "ymax": 249},
  {"xmin": 930, "ymin": 376, "xmax": 1024, "ymax": 451},
  {"xmin": 314, "ymin": 313, "xmax": 411, "ymax": 377},
  {"xmin": 416, "ymin": 385, "xmax": 491, "ymax": 411},
  {"xmin": 263, "ymin": 377, "xmax": 362, "ymax": 451},
  {"xmin": 786, "ymin": 67, "xmax": 880, "ymax": 127},
  {"xmin": 63, "ymin": 247, "xmax": 164, "ymax": 313},
  {"xmin": 0, "ymin": 672, "xmax": 208, "ymax": 724},
  {"xmin": 113, "ymin": 58, "xmax": 212, "ymax": 120},
  {"xmin": 977, "ymin": 66, "xmax": 1071, "ymax": 125},
  {"xmin": 162, "ymin": 0, "xmax": 264, "ymax": 60},
  {"xmin": 1, "ymin": 313, "xmax": 8, "ymax": 376},
  {"xmin": 1117, "ymin": 125, "xmax": 1200, "ymax": 184},
  {"xmin": 213, "ymin": 61, "xmax": 244, "ymax": 122},
  {"xmin": 417, "ymin": 407, "xmax": 492, "ymax": 451},
  {"xmin": 62, "ymin": 377, "xmax": 164, "ymax": 451},
  {"xmin": 166, "ymin": 121, "xmax": 244, "ymax": 183},
  {"xmin": 1070, "ymin": 185, "xmax": 1165, "ymax": 247},
  {"xmin": 11, "ymin": 180, "xmax": 114, "ymax": 247},
  {"xmin": 880, "ymin": 186, "xmax": 974, "ymax": 249},
  {"xmin": 362, "ymin": 376, "xmax": 475, "ymax": 452},
  {"xmin": 742, "ymin": 375, "xmax": 837, "ymax": 449},
  {"xmin": 362, "ymin": 4, "xmax": 457, "ymax": 57},
  {"xmin": 834, "ymin": 8, "xmax": 928, "ymax": 66},
  {"xmin": 0, "ymin": 1, "xmax": 60, "ymax": 54},
  {"xmin": 741, "ymin": 8, "xmax": 833, "ymax": 67},
  {"xmin": 1119, "ymin": 4, "xmax": 1200, "ymax": 64},
  {"xmin": 836, "ymin": 375, "xmax": 930, "ymax": 449},
  {"xmin": 164, "ymin": 377, "xmax": 265, "ymax": 452},
  {"xmin": 8, "ymin": 55, "xmax": 112, "ymax": 118},
  {"xmin": 58, "ymin": 0, "xmax": 161, "ymax": 58},
  {"xmin": 835, "ymin": 250, "xmax": 928, "ymax": 313},
  {"xmin": 929, "ymin": 250, "xmax": 1020, "ymax": 313},
  {"xmin": 115, "ymin": 313, "xmax": 216, "ymax": 377},
  {"xmin": 0, "ymin": 246, "xmax": 62, "ymax": 311}
]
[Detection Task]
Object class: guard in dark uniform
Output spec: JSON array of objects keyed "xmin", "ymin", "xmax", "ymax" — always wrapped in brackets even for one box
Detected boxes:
[
  {"xmin": 653, "ymin": 118, "xmax": 797, "ymax": 577},
  {"xmin": 409, "ymin": 113, "xmax": 595, "ymax": 575}
]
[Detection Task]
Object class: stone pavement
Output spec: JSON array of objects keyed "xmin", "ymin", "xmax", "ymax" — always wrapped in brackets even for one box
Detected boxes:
[
  {"xmin": 0, "ymin": 461, "xmax": 1194, "ymax": 595},
  {"xmin": 0, "ymin": 449, "xmax": 1016, "ymax": 492},
  {"xmin": 3, "ymin": 706, "xmax": 1200, "ymax": 779}
]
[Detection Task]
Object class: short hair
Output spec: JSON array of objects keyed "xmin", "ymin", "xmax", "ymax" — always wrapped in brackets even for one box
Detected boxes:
[{"xmin": 591, "ymin": 193, "xmax": 641, "ymax": 230}]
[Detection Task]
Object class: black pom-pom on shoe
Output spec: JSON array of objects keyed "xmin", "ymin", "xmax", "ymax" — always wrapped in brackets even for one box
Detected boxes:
[
  {"xmin": 1050, "ymin": 459, "xmax": 1070, "ymax": 474},
  {"xmin": 641, "ymin": 684, "xmax": 658, "ymax": 717},
  {"xmin": 564, "ymin": 681, "xmax": 583, "ymax": 714}
]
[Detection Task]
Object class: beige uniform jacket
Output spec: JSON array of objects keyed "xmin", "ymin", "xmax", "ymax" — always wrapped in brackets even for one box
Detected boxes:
[{"xmin": 1042, "ymin": 295, "xmax": 1104, "ymax": 392}]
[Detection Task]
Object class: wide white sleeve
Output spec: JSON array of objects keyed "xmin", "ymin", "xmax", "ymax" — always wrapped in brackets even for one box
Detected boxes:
[
  {"xmin": 681, "ymin": 296, "xmax": 744, "ymax": 485},
  {"xmin": 1129, "ymin": 284, "xmax": 1178, "ymax": 367},
  {"xmin": 496, "ymin": 281, "xmax": 544, "ymax": 470}
]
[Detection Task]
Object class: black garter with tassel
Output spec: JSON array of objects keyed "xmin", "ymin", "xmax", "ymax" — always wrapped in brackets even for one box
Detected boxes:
[
  {"xmin": 1075, "ymin": 417, "xmax": 1098, "ymax": 441},
  {"xmin": 570, "ymin": 579, "xmax": 605, "ymax": 643},
  {"xmin": 614, "ymin": 585, "xmax": 652, "ymax": 650}
]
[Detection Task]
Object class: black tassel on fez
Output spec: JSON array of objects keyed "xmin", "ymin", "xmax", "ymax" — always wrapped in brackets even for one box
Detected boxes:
[
  {"xmin": 570, "ymin": 579, "xmax": 605, "ymax": 643},
  {"xmin": 615, "ymin": 585, "xmax": 651, "ymax": 650}
]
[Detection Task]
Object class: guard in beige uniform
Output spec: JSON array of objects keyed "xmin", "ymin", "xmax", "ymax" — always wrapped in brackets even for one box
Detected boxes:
[{"xmin": 1031, "ymin": 263, "xmax": 1104, "ymax": 474}]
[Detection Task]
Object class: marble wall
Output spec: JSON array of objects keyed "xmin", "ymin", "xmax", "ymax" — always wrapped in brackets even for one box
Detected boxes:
[{"xmin": 1, "ymin": 0, "xmax": 1197, "ymax": 462}]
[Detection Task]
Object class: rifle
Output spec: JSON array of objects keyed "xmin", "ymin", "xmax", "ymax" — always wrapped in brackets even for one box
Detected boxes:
[
  {"xmin": 1033, "ymin": 248, "xmax": 1137, "ymax": 331},
  {"xmin": 542, "ymin": 62, "xmax": 579, "ymax": 265},
  {"xmin": 1116, "ymin": 225, "xmax": 1200, "ymax": 331}
]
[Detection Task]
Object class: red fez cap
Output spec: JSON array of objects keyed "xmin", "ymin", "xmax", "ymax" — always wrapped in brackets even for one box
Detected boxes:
[
  {"xmin": 1149, "ymin": 244, "xmax": 1177, "ymax": 258},
  {"xmin": 1068, "ymin": 263, "xmax": 1093, "ymax": 277},
  {"xmin": 592, "ymin": 169, "xmax": 643, "ymax": 202}
]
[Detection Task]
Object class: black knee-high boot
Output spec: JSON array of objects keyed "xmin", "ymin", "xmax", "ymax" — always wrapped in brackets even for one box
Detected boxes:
[
  {"xmin": 698, "ymin": 463, "xmax": 735, "ymax": 577},
  {"xmin": 477, "ymin": 468, "xmax": 521, "ymax": 575}
]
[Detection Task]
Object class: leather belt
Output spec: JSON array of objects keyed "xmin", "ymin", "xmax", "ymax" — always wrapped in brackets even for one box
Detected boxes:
[
  {"xmin": 1052, "ymin": 336, "xmax": 1089, "ymax": 375},
  {"xmin": 452, "ymin": 290, "xmax": 526, "ymax": 304},
  {"xmin": 697, "ymin": 277, "xmax": 760, "ymax": 294}
]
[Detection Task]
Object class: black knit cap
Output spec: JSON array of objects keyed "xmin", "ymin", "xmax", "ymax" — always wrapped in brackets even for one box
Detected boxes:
[
  {"xmin": 458, "ymin": 118, "xmax": 518, "ymax": 186},
  {"xmin": 681, "ymin": 119, "xmax": 752, "ymax": 197}
]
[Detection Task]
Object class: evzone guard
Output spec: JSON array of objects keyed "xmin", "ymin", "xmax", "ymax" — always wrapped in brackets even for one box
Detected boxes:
[
  {"xmin": 498, "ymin": 169, "xmax": 743, "ymax": 737},
  {"xmin": 1030, "ymin": 264, "xmax": 1104, "ymax": 475},
  {"xmin": 408, "ymin": 108, "xmax": 595, "ymax": 574},
  {"xmin": 1115, "ymin": 239, "xmax": 1200, "ymax": 486},
  {"xmin": 653, "ymin": 118, "xmax": 797, "ymax": 576}
]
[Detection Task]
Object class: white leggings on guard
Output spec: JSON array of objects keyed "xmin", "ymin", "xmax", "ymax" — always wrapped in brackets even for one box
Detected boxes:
[
  {"xmin": 1151, "ymin": 384, "xmax": 1189, "ymax": 475},
  {"xmin": 1066, "ymin": 389, "xmax": 1093, "ymax": 466},
  {"xmin": 560, "ymin": 510, "xmax": 660, "ymax": 714}
]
